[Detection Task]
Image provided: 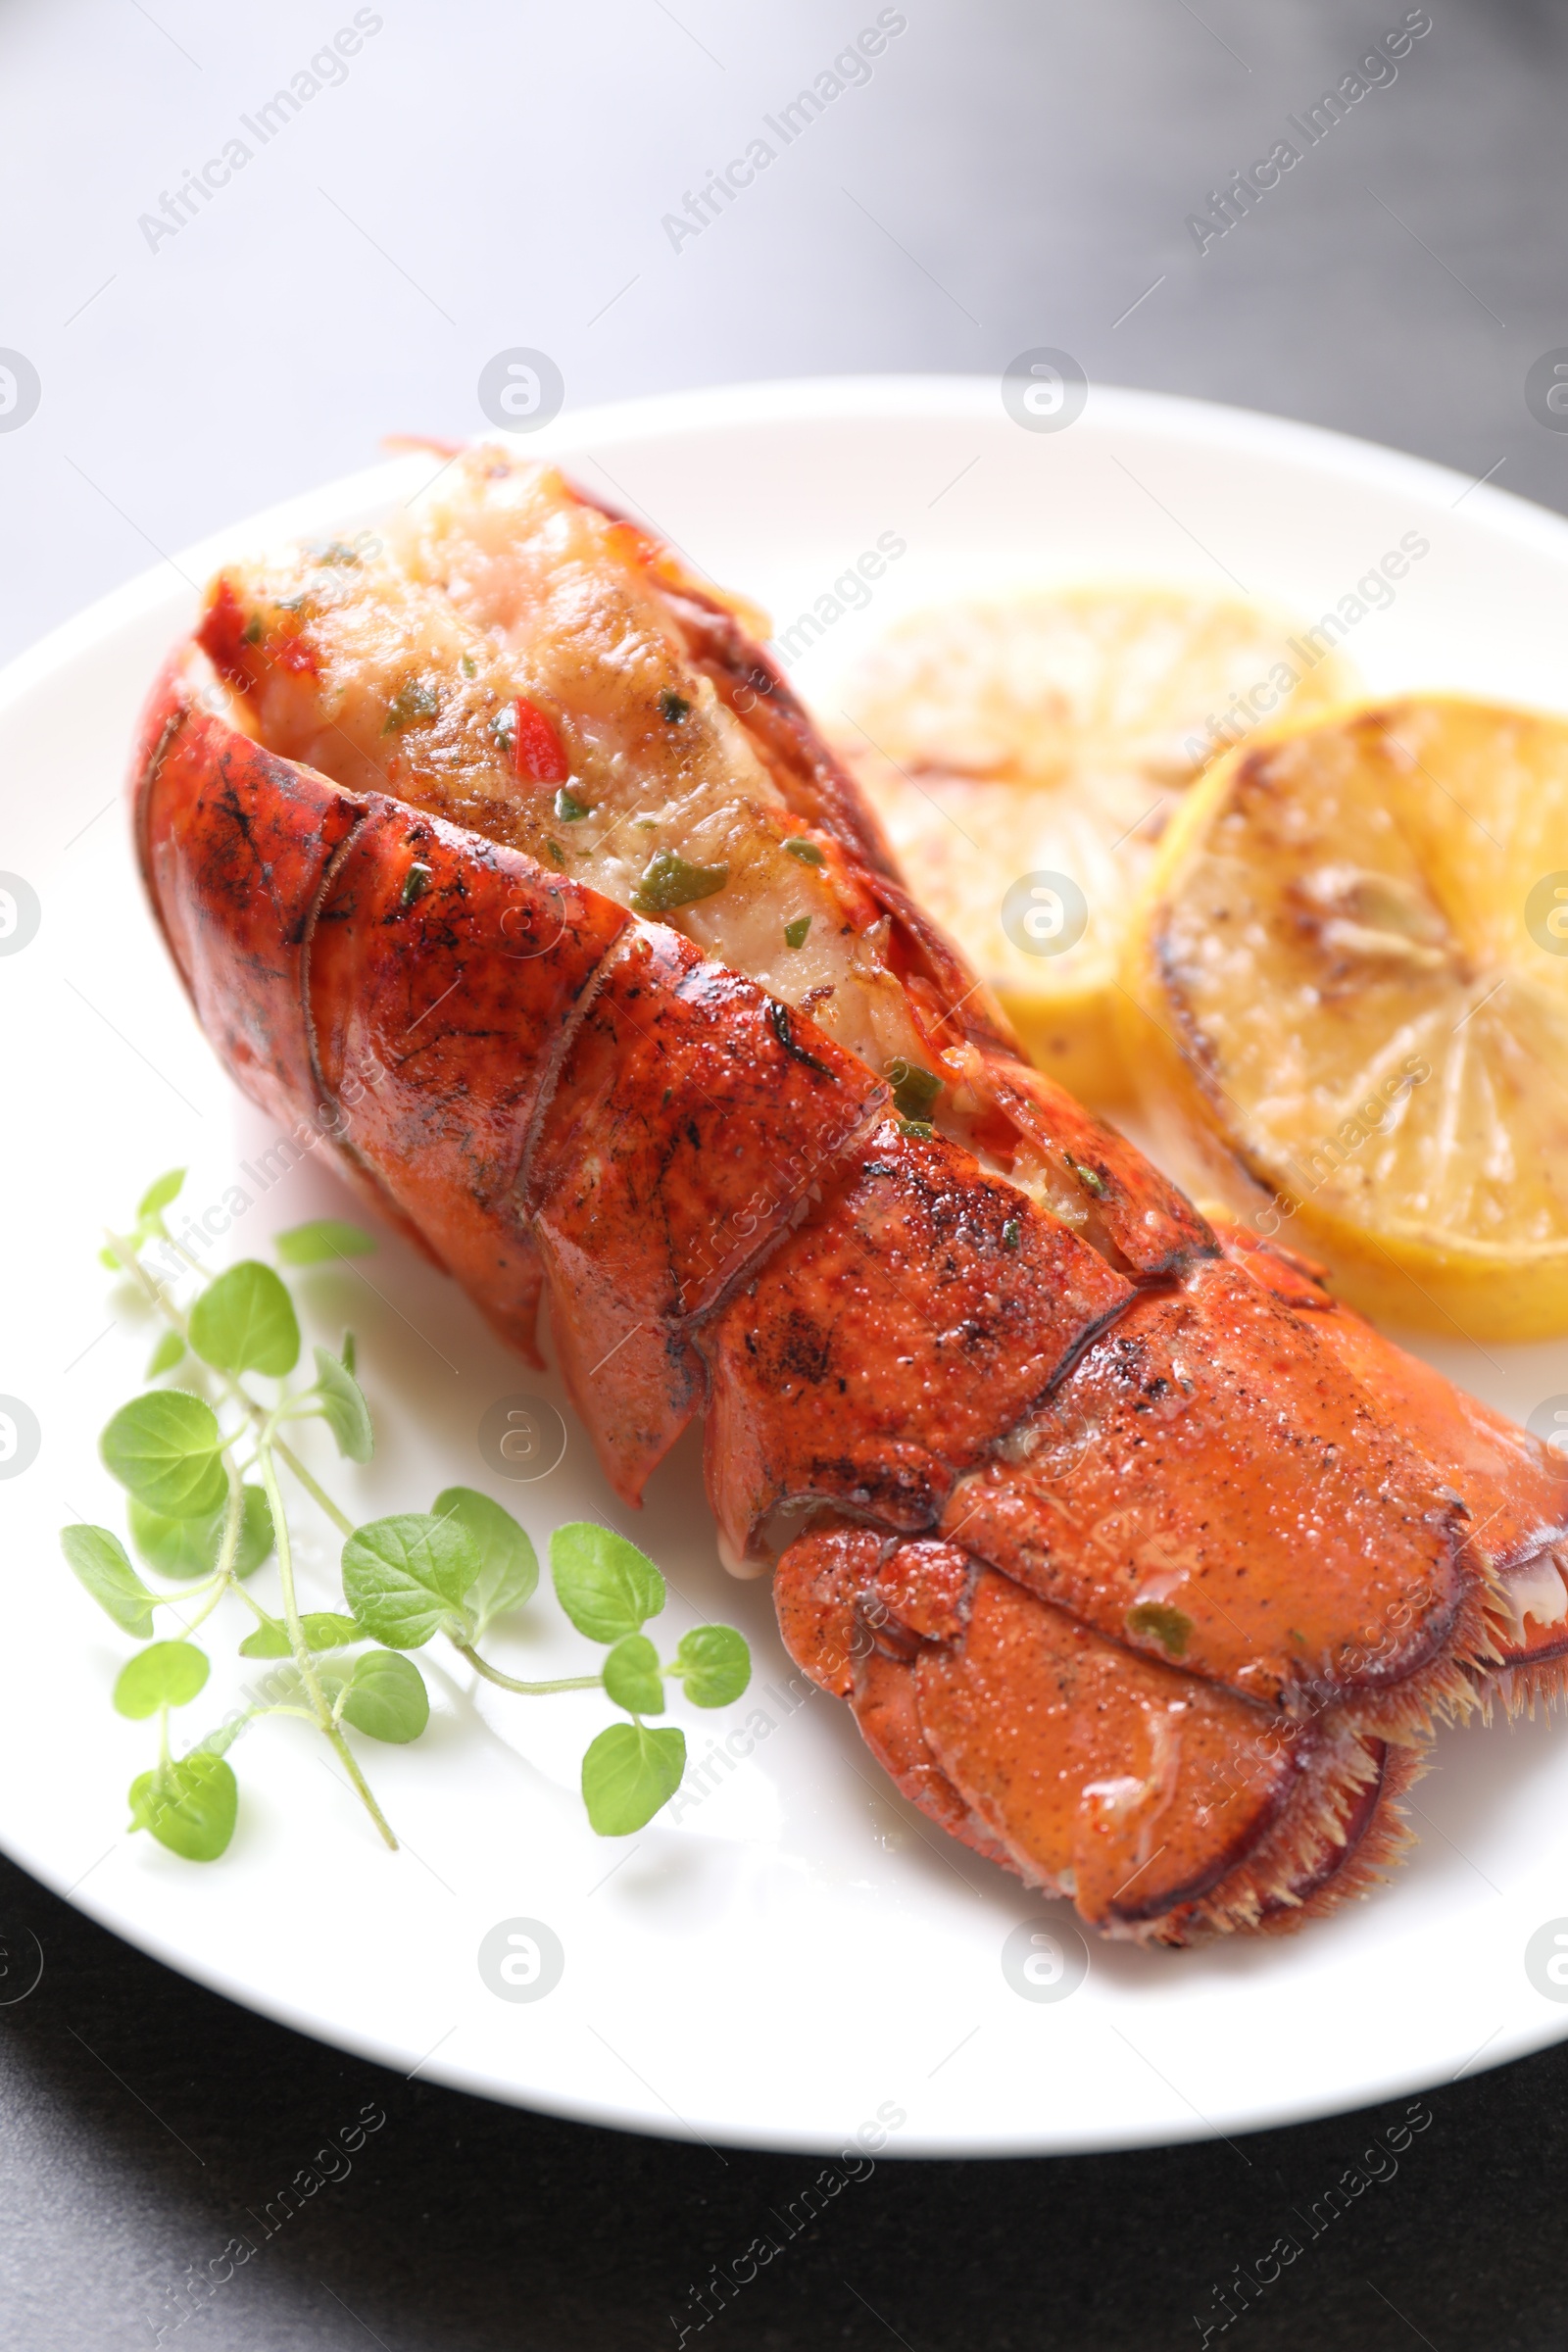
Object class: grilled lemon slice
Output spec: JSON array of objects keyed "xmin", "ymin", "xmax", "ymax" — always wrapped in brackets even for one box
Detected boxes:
[
  {"xmin": 1120, "ymin": 694, "xmax": 1568, "ymax": 1339},
  {"xmin": 834, "ymin": 586, "xmax": 1359, "ymax": 1102}
]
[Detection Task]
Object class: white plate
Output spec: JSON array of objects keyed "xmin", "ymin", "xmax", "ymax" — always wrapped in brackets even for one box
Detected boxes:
[{"xmin": 4, "ymin": 376, "xmax": 1568, "ymax": 2159}]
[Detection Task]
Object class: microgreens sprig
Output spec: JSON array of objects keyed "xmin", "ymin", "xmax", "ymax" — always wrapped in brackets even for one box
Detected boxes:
[{"xmin": 60, "ymin": 1172, "xmax": 751, "ymax": 1862}]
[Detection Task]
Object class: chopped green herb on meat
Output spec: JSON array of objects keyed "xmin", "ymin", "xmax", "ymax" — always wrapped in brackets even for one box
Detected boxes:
[{"xmin": 633, "ymin": 850, "xmax": 729, "ymax": 914}]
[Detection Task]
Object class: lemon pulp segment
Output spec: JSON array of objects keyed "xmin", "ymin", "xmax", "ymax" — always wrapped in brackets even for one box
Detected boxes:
[{"xmin": 835, "ymin": 586, "xmax": 1359, "ymax": 1102}]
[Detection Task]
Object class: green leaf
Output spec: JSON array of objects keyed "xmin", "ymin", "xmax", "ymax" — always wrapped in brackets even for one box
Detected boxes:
[
  {"xmin": 137, "ymin": 1168, "xmax": 186, "ymax": 1220},
  {"xmin": 240, "ymin": 1609, "xmax": 360, "ymax": 1657},
  {"xmin": 60, "ymin": 1524, "xmax": 157, "ymax": 1638},
  {"xmin": 341, "ymin": 1332, "xmax": 357, "ymax": 1376},
  {"xmin": 189, "ymin": 1260, "xmax": 301, "ymax": 1378},
  {"xmin": 339, "ymin": 1650, "xmax": 429, "ymax": 1743},
  {"xmin": 274, "ymin": 1219, "xmax": 376, "ymax": 1265},
  {"xmin": 340, "ymin": 1513, "xmax": 479, "ymax": 1649},
  {"xmin": 130, "ymin": 1484, "xmax": 273, "ymax": 1581},
  {"xmin": 581, "ymin": 1721, "xmax": 686, "ymax": 1836},
  {"xmin": 671, "ymin": 1624, "xmax": 752, "ymax": 1708},
  {"xmin": 304, "ymin": 1611, "xmax": 361, "ymax": 1649},
  {"xmin": 603, "ymin": 1634, "xmax": 664, "ymax": 1716},
  {"xmin": 101, "ymin": 1392, "xmax": 227, "ymax": 1519},
  {"xmin": 113, "ymin": 1641, "xmax": 211, "ymax": 1719},
  {"xmin": 784, "ymin": 914, "xmax": 811, "ymax": 950},
  {"xmin": 313, "ymin": 1344, "xmax": 374, "ymax": 1463},
  {"xmin": 237, "ymin": 1618, "xmax": 290, "ymax": 1659},
  {"xmin": 128, "ymin": 1753, "xmax": 237, "ymax": 1861},
  {"xmin": 127, "ymin": 1497, "xmax": 218, "ymax": 1580},
  {"xmin": 146, "ymin": 1330, "xmax": 185, "ymax": 1378},
  {"xmin": 99, "ymin": 1243, "xmax": 123, "ymax": 1272},
  {"xmin": 434, "ymin": 1486, "xmax": 537, "ymax": 1632},
  {"xmin": 551, "ymin": 1524, "xmax": 665, "ymax": 1645}
]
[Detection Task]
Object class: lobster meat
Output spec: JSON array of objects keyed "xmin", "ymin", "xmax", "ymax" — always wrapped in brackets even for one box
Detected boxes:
[{"xmin": 129, "ymin": 447, "xmax": 1568, "ymax": 1943}]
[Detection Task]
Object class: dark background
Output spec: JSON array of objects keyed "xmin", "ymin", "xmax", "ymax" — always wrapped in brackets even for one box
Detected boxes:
[{"xmin": 5, "ymin": 1, "xmax": 1568, "ymax": 2343}]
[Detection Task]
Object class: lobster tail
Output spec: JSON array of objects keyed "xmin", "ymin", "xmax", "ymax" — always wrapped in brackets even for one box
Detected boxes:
[{"xmin": 126, "ymin": 446, "xmax": 1565, "ymax": 1943}]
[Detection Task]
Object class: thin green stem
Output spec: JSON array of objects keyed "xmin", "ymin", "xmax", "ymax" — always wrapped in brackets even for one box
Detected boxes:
[
  {"xmin": 106, "ymin": 1228, "xmax": 189, "ymax": 1335},
  {"xmin": 258, "ymin": 1415, "xmax": 396, "ymax": 1851},
  {"xmin": 230, "ymin": 1578, "xmax": 275, "ymax": 1627},
  {"xmin": 171, "ymin": 1577, "xmax": 231, "ymax": 1640},
  {"xmin": 215, "ymin": 1462, "xmax": 243, "ymax": 1578},
  {"xmin": 272, "ymin": 1436, "xmax": 356, "ymax": 1539},
  {"xmin": 150, "ymin": 1564, "xmax": 225, "ymax": 1607},
  {"xmin": 174, "ymin": 1463, "xmax": 247, "ymax": 1636},
  {"xmin": 164, "ymin": 1451, "xmax": 252, "ymax": 1642},
  {"xmin": 160, "ymin": 1230, "xmax": 215, "ymax": 1286},
  {"xmin": 195, "ymin": 1704, "xmax": 262, "ymax": 1759},
  {"xmin": 451, "ymin": 1641, "xmax": 603, "ymax": 1697}
]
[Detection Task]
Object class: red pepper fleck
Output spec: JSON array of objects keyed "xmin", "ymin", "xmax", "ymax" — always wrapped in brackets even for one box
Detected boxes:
[
  {"xmin": 196, "ymin": 579, "xmax": 254, "ymax": 694},
  {"xmin": 510, "ymin": 694, "xmax": 569, "ymax": 785}
]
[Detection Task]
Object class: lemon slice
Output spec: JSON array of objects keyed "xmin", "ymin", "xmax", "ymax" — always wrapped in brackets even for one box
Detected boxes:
[
  {"xmin": 833, "ymin": 586, "xmax": 1359, "ymax": 1102},
  {"xmin": 1120, "ymin": 694, "xmax": 1568, "ymax": 1339}
]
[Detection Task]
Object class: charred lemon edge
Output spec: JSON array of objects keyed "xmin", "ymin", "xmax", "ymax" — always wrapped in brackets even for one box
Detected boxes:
[{"xmin": 1114, "ymin": 692, "xmax": 1568, "ymax": 1342}]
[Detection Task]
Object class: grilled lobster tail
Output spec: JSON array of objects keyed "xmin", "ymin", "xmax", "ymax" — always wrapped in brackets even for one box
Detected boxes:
[{"xmin": 129, "ymin": 448, "xmax": 1568, "ymax": 1942}]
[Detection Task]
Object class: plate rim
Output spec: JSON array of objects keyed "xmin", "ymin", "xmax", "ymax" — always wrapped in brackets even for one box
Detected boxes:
[{"xmin": 10, "ymin": 370, "xmax": 1568, "ymax": 712}]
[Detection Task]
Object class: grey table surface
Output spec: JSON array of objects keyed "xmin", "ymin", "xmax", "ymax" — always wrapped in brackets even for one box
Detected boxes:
[{"xmin": 4, "ymin": 1, "xmax": 1568, "ymax": 2344}]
